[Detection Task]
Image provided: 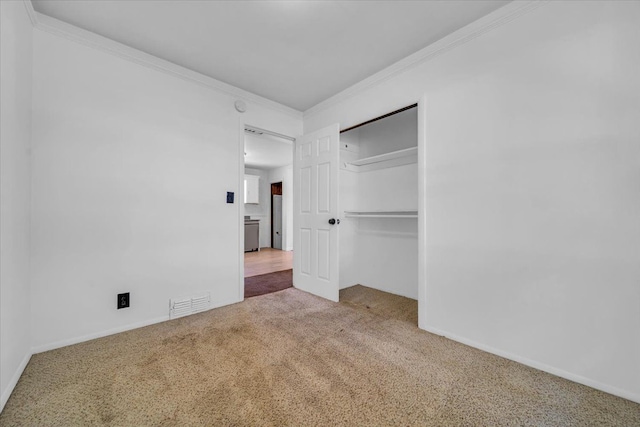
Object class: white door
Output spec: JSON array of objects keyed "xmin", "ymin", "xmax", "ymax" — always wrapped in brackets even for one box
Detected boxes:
[{"xmin": 293, "ymin": 124, "xmax": 340, "ymax": 302}]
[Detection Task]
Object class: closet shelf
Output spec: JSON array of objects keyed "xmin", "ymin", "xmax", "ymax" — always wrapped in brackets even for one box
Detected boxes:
[
  {"xmin": 343, "ymin": 147, "xmax": 417, "ymax": 172},
  {"xmin": 344, "ymin": 210, "xmax": 418, "ymax": 218}
]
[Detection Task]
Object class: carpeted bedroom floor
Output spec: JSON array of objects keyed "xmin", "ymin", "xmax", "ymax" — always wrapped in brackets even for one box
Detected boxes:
[{"xmin": 1, "ymin": 285, "xmax": 638, "ymax": 426}]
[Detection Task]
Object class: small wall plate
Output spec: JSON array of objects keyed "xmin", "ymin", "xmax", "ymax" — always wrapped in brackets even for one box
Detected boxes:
[{"xmin": 117, "ymin": 292, "xmax": 130, "ymax": 309}]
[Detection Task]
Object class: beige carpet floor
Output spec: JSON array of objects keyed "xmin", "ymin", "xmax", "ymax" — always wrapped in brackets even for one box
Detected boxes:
[{"xmin": 1, "ymin": 285, "xmax": 638, "ymax": 426}]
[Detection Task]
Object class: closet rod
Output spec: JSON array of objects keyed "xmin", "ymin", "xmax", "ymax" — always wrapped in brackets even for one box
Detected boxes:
[{"xmin": 339, "ymin": 103, "xmax": 418, "ymax": 134}]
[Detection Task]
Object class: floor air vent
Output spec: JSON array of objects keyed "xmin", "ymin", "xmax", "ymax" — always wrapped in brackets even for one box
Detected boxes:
[{"xmin": 170, "ymin": 293, "xmax": 211, "ymax": 319}]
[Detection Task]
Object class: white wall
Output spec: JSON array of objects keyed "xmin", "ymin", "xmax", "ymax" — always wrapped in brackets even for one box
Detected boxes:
[
  {"xmin": 268, "ymin": 165, "xmax": 294, "ymax": 251},
  {"xmin": 244, "ymin": 168, "xmax": 271, "ymax": 248},
  {"xmin": 30, "ymin": 26, "xmax": 301, "ymax": 352},
  {"xmin": 0, "ymin": 0, "xmax": 33, "ymax": 412},
  {"xmin": 305, "ymin": 1, "xmax": 640, "ymax": 403}
]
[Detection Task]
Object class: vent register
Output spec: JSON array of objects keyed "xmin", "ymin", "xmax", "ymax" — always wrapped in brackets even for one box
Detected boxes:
[{"xmin": 169, "ymin": 293, "xmax": 211, "ymax": 319}]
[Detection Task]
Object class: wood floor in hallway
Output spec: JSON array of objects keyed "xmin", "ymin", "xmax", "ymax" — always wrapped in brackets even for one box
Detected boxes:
[{"xmin": 244, "ymin": 247, "xmax": 293, "ymax": 277}]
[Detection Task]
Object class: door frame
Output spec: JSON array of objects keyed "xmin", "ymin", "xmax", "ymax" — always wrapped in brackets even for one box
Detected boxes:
[
  {"xmin": 417, "ymin": 95, "xmax": 427, "ymax": 330},
  {"xmin": 237, "ymin": 119, "xmax": 246, "ymax": 302},
  {"xmin": 237, "ymin": 120, "xmax": 296, "ymax": 301}
]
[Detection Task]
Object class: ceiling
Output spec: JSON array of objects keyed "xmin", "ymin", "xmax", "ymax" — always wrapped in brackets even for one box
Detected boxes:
[
  {"xmin": 244, "ymin": 132, "xmax": 293, "ymax": 170},
  {"xmin": 32, "ymin": 0, "xmax": 509, "ymax": 111}
]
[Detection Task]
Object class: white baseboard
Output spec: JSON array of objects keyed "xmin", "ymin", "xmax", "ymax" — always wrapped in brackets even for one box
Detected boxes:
[
  {"xmin": 32, "ymin": 297, "xmax": 243, "ymax": 354},
  {"xmin": 32, "ymin": 315, "xmax": 170, "ymax": 354},
  {"xmin": 1, "ymin": 351, "xmax": 32, "ymax": 413},
  {"xmin": 209, "ymin": 298, "xmax": 243, "ymax": 310},
  {"xmin": 422, "ymin": 325, "xmax": 640, "ymax": 404}
]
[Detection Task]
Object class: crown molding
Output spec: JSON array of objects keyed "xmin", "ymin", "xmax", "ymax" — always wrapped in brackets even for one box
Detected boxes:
[
  {"xmin": 24, "ymin": 0, "xmax": 544, "ymax": 121},
  {"xmin": 304, "ymin": 0, "xmax": 547, "ymax": 118},
  {"xmin": 30, "ymin": 10, "xmax": 303, "ymax": 120},
  {"xmin": 22, "ymin": 0, "xmax": 38, "ymax": 26}
]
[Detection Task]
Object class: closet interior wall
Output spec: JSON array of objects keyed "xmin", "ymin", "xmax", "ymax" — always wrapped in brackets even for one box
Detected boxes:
[{"xmin": 339, "ymin": 108, "xmax": 419, "ymax": 299}]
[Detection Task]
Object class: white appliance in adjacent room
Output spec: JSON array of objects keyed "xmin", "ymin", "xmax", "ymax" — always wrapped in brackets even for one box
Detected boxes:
[
  {"xmin": 272, "ymin": 194, "xmax": 283, "ymax": 250},
  {"xmin": 244, "ymin": 217, "xmax": 259, "ymax": 252}
]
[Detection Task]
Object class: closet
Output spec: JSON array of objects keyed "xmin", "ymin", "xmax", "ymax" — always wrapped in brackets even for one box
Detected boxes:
[{"xmin": 338, "ymin": 106, "xmax": 418, "ymax": 300}]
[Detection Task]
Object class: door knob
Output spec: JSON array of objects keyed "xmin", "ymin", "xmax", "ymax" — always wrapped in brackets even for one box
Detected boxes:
[{"xmin": 328, "ymin": 218, "xmax": 340, "ymax": 225}]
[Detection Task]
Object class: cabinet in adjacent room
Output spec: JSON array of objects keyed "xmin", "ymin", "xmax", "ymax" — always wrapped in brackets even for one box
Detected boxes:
[{"xmin": 244, "ymin": 174, "xmax": 260, "ymax": 204}]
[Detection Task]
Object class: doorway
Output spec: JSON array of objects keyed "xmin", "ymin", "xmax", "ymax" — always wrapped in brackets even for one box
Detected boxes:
[
  {"xmin": 271, "ymin": 182, "xmax": 283, "ymax": 250},
  {"xmin": 241, "ymin": 125, "xmax": 294, "ymax": 298}
]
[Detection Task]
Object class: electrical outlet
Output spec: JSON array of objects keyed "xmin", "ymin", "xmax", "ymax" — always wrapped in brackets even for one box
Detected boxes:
[{"xmin": 117, "ymin": 292, "xmax": 130, "ymax": 309}]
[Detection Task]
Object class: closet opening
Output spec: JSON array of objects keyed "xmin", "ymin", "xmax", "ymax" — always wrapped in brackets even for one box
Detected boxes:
[{"xmin": 338, "ymin": 105, "xmax": 419, "ymax": 326}]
